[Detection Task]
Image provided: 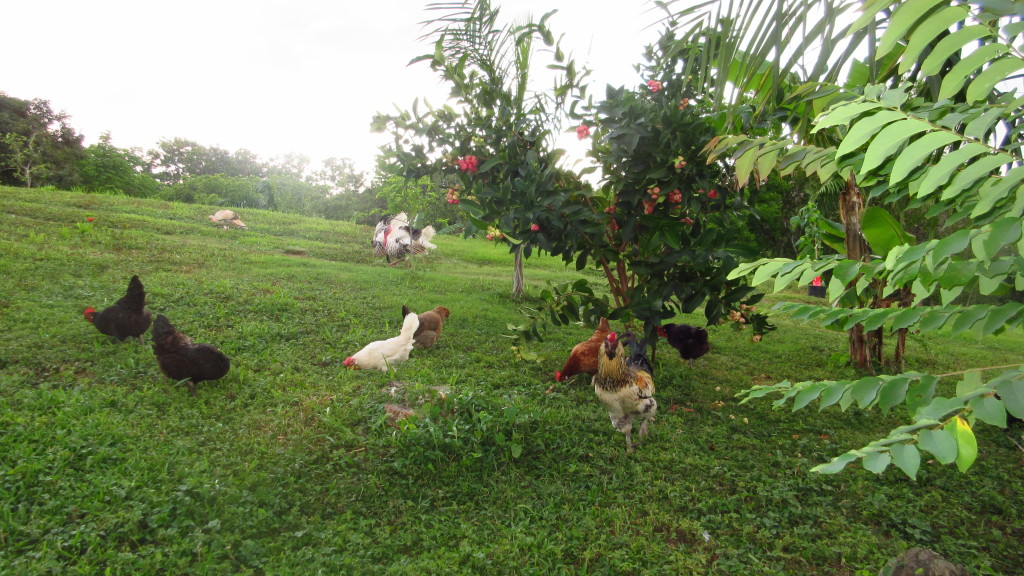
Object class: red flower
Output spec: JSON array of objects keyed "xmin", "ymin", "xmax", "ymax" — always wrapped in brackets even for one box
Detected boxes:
[
  {"xmin": 679, "ymin": 98, "xmax": 690, "ymax": 109},
  {"xmin": 530, "ymin": 223, "xmax": 540, "ymax": 232},
  {"xmin": 576, "ymin": 124, "xmax": 590, "ymax": 140},
  {"xmin": 604, "ymin": 205, "xmax": 616, "ymax": 214},
  {"xmin": 680, "ymin": 217, "xmax": 693, "ymax": 225},
  {"xmin": 643, "ymin": 201, "xmax": 655, "ymax": 215},
  {"xmin": 668, "ymin": 189, "xmax": 683, "ymax": 203},
  {"xmin": 86, "ymin": 217, "xmax": 95, "ymax": 222},
  {"xmin": 646, "ymin": 79, "xmax": 663, "ymax": 93},
  {"xmin": 648, "ymin": 186, "xmax": 660, "ymax": 199},
  {"xmin": 707, "ymin": 189, "xmax": 719, "ymax": 199}
]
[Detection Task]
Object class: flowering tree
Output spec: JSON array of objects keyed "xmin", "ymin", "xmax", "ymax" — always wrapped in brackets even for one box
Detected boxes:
[{"xmin": 373, "ymin": 0, "xmax": 589, "ymax": 299}]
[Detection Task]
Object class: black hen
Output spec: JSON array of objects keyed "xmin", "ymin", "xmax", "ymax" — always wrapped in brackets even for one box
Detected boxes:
[
  {"xmin": 84, "ymin": 275, "xmax": 152, "ymax": 342},
  {"xmin": 658, "ymin": 323, "xmax": 710, "ymax": 366},
  {"xmin": 151, "ymin": 314, "xmax": 230, "ymax": 395}
]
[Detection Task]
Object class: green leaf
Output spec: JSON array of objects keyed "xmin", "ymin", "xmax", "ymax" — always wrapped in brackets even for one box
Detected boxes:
[
  {"xmin": 972, "ymin": 217, "xmax": 1023, "ymax": 261},
  {"xmin": 851, "ymin": 377, "xmax": 882, "ymax": 408},
  {"xmin": 918, "ymin": 427, "xmax": 957, "ymax": 464},
  {"xmin": 980, "ymin": 303, "xmax": 1024, "ymax": 336},
  {"xmin": 941, "ymin": 153, "xmax": 1015, "ymax": 201},
  {"xmin": 900, "ymin": 5, "xmax": 973, "ymax": 74},
  {"xmin": 956, "ymin": 370, "xmax": 984, "ymax": 397},
  {"xmin": 968, "ymin": 395, "xmax": 1007, "ymax": 428},
  {"xmin": 949, "ymin": 306, "xmax": 991, "ymax": 335},
  {"xmin": 818, "ymin": 381, "xmax": 848, "ymax": 411},
  {"xmin": 811, "ymin": 451, "xmax": 859, "ymax": 474},
  {"xmin": 792, "ymin": 382, "xmax": 829, "ymax": 412},
  {"xmin": 916, "ymin": 143, "xmax": 989, "ymax": 198},
  {"xmin": 861, "ymin": 206, "xmax": 912, "ymax": 257},
  {"xmin": 997, "ymin": 378, "xmax": 1024, "ymax": 419},
  {"xmin": 914, "ymin": 395, "xmax": 964, "ymax": 422},
  {"xmin": 889, "ymin": 131, "xmax": 961, "ymax": 185},
  {"xmin": 879, "ymin": 377, "xmax": 910, "ymax": 413},
  {"xmin": 931, "ymin": 229, "xmax": 972, "ymax": 264},
  {"xmin": 966, "ymin": 55, "xmax": 1024, "ymax": 103},
  {"xmin": 862, "ymin": 451, "xmax": 891, "ymax": 475},
  {"xmin": 948, "ymin": 417, "xmax": 977, "ymax": 472},
  {"xmin": 751, "ymin": 259, "xmax": 790, "ymax": 287},
  {"xmin": 890, "ymin": 443, "xmax": 921, "ymax": 480},
  {"xmin": 510, "ymin": 443, "xmax": 523, "ymax": 458},
  {"xmin": 939, "ymin": 44, "xmax": 1011, "ymax": 100},
  {"xmin": 813, "ymin": 101, "xmax": 882, "ymax": 130},
  {"xmin": 877, "ymin": 0, "xmax": 950, "ymax": 59},
  {"xmin": 921, "ymin": 25, "xmax": 991, "ymax": 76},
  {"xmin": 836, "ymin": 111, "xmax": 906, "ymax": 160},
  {"xmin": 862, "ymin": 119, "xmax": 933, "ymax": 174}
]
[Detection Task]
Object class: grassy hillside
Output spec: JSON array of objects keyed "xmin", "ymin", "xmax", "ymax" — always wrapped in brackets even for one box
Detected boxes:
[{"xmin": 1, "ymin": 187, "xmax": 1021, "ymax": 575}]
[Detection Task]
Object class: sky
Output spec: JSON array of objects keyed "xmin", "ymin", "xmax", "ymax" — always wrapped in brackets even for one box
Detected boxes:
[{"xmin": 3, "ymin": 0, "xmax": 662, "ymax": 177}]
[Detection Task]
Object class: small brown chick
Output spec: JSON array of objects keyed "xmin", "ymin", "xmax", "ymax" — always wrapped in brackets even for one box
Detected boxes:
[{"xmin": 402, "ymin": 305, "xmax": 451, "ymax": 349}]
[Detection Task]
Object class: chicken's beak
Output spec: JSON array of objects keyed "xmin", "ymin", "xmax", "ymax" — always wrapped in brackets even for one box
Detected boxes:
[{"xmin": 343, "ymin": 357, "xmax": 357, "ymax": 369}]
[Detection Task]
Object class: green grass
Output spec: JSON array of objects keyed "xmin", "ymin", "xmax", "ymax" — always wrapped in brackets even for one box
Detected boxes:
[{"xmin": 1, "ymin": 186, "xmax": 1021, "ymax": 575}]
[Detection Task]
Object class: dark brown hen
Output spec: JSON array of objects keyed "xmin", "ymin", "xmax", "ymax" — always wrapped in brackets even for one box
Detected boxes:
[
  {"xmin": 151, "ymin": 314, "xmax": 230, "ymax": 395},
  {"xmin": 84, "ymin": 275, "xmax": 152, "ymax": 343}
]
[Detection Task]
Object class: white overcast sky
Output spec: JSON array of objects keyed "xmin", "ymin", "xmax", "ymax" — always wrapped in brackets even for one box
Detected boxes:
[{"xmin": 3, "ymin": 1, "xmax": 661, "ymax": 177}]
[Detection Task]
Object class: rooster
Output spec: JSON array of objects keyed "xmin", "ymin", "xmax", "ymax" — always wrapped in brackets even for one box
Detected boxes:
[
  {"xmin": 84, "ymin": 275, "xmax": 152, "ymax": 343},
  {"xmin": 553, "ymin": 317, "xmax": 611, "ymax": 387},
  {"xmin": 343, "ymin": 312, "xmax": 419, "ymax": 371},
  {"xmin": 401, "ymin": 305, "xmax": 451, "ymax": 349},
  {"xmin": 151, "ymin": 314, "xmax": 230, "ymax": 395},
  {"xmin": 658, "ymin": 323, "xmax": 710, "ymax": 366},
  {"xmin": 208, "ymin": 209, "xmax": 247, "ymax": 229},
  {"xmin": 372, "ymin": 212, "xmax": 437, "ymax": 266},
  {"xmin": 593, "ymin": 331, "xmax": 657, "ymax": 453}
]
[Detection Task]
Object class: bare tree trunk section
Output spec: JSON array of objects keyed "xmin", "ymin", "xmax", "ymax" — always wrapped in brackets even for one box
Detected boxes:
[
  {"xmin": 840, "ymin": 174, "xmax": 873, "ymax": 371},
  {"xmin": 512, "ymin": 244, "xmax": 524, "ymax": 300}
]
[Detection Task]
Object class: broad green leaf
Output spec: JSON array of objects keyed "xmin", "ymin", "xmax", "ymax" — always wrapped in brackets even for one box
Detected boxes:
[
  {"xmin": 931, "ymin": 229, "xmax": 973, "ymax": 263},
  {"xmin": 734, "ymin": 145, "xmax": 760, "ymax": 188},
  {"xmin": 967, "ymin": 56, "xmax": 1024, "ymax": 103},
  {"xmin": 956, "ymin": 371, "xmax": 984, "ymax": 397},
  {"xmin": 921, "ymin": 25, "xmax": 991, "ymax": 76},
  {"xmin": 818, "ymin": 382, "xmax": 848, "ymax": 411},
  {"xmin": 890, "ymin": 307, "xmax": 923, "ymax": 331},
  {"xmin": 941, "ymin": 153, "xmax": 1015, "ymax": 201},
  {"xmin": 863, "ymin": 451, "xmax": 892, "ymax": 474},
  {"xmin": 918, "ymin": 427, "xmax": 957, "ymax": 464},
  {"xmin": 997, "ymin": 378, "xmax": 1024, "ymax": 419},
  {"xmin": 916, "ymin": 143, "xmax": 989, "ymax": 198},
  {"xmin": 811, "ymin": 451, "xmax": 859, "ymax": 474},
  {"xmin": 851, "ymin": 377, "xmax": 882, "ymax": 408},
  {"xmin": 901, "ymin": 5, "xmax": 973, "ymax": 74},
  {"xmin": 980, "ymin": 303, "xmax": 1024, "ymax": 336},
  {"xmin": 862, "ymin": 206, "xmax": 912, "ymax": 257},
  {"xmin": 877, "ymin": 0, "xmax": 950, "ymax": 59},
  {"xmin": 751, "ymin": 259, "xmax": 790, "ymax": 286},
  {"xmin": 879, "ymin": 377, "xmax": 910, "ymax": 413},
  {"xmin": 889, "ymin": 131, "xmax": 961, "ymax": 185},
  {"xmin": 813, "ymin": 101, "xmax": 883, "ymax": 130},
  {"xmin": 792, "ymin": 382, "xmax": 829, "ymax": 412},
  {"xmin": 914, "ymin": 396, "xmax": 964, "ymax": 422},
  {"xmin": 972, "ymin": 217, "xmax": 1024, "ymax": 261},
  {"xmin": 948, "ymin": 417, "xmax": 978, "ymax": 472},
  {"xmin": 949, "ymin": 306, "xmax": 991, "ymax": 335},
  {"xmin": 968, "ymin": 395, "xmax": 1007, "ymax": 428},
  {"xmin": 890, "ymin": 443, "xmax": 921, "ymax": 480},
  {"xmin": 836, "ymin": 111, "xmax": 906, "ymax": 160},
  {"xmin": 862, "ymin": 119, "xmax": 933, "ymax": 174},
  {"xmin": 971, "ymin": 166, "xmax": 1024, "ymax": 217},
  {"xmin": 939, "ymin": 44, "xmax": 1012, "ymax": 100},
  {"xmin": 940, "ymin": 285, "xmax": 965, "ymax": 306}
]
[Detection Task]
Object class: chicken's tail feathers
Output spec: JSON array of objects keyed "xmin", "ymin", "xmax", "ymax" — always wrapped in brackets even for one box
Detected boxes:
[
  {"xmin": 121, "ymin": 275, "xmax": 147, "ymax": 310},
  {"xmin": 419, "ymin": 225, "xmax": 436, "ymax": 243},
  {"xmin": 402, "ymin": 305, "xmax": 413, "ymax": 317},
  {"xmin": 399, "ymin": 311, "xmax": 420, "ymax": 338}
]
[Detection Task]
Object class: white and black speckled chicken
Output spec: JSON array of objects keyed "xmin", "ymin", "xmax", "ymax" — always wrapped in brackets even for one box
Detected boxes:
[{"xmin": 372, "ymin": 212, "xmax": 437, "ymax": 266}]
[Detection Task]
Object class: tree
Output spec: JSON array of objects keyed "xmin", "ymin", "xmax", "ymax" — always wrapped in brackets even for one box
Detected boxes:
[
  {"xmin": 79, "ymin": 132, "xmax": 159, "ymax": 197},
  {"xmin": 374, "ymin": 0, "xmax": 589, "ymax": 298},
  {"xmin": 306, "ymin": 156, "xmax": 366, "ymax": 196},
  {"xmin": 0, "ymin": 93, "xmax": 84, "ymax": 189},
  {"xmin": 696, "ymin": 0, "xmax": 1024, "ymax": 476}
]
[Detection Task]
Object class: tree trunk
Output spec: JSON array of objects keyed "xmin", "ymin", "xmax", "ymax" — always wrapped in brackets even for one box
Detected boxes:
[
  {"xmin": 512, "ymin": 244, "xmax": 524, "ymax": 300},
  {"xmin": 840, "ymin": 173, "xmax": 873, "ymax": 371}
]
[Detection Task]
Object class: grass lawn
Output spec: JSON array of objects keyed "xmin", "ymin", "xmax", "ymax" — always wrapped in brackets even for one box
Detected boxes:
[{"xmin": 1, "ymin": 186, "xmax": 1021, "ymax": 575}]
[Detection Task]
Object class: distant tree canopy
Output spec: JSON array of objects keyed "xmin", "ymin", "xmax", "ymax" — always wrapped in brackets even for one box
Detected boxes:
[{"xmin": 0, "ymin": 92, "xmax": 85, "ymax": 189}]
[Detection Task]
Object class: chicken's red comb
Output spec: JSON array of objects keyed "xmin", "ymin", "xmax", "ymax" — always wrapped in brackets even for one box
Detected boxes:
[
  {"xmin": 83, "ymin": 307, "xmax": 96, "ymax": 322},
  {"xmin": 657, "ymin": 326, "xmax": 668, "ymax": 337},
  {"xmin": 608, "ymin": 331, "xmax": 617, "ymax": 342},
  {"xmin": 555, "ymin": 371, "xmax": 563, "ymax": 381}
]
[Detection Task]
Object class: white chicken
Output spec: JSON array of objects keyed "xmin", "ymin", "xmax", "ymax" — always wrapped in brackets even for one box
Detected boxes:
[
  {"xmin": 208, "ymin": 209, "xmax": 248, "ymax": 229},
  {"xmin": 372, "ymin": 212, "xmax": 437, "ymax": 266},
  {"xmin": 343, "ymin": 312, "xmax": 419, "ymax": 371}
]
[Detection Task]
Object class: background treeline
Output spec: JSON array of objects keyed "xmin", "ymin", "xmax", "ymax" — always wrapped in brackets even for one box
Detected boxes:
[{"xmin": 1, "ymin": 90, "xmax": 800, "ymax": 254}]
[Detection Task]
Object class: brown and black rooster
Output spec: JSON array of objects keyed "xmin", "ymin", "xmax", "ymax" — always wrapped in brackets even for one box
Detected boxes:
[
  {"xmin": 83, "ymin": 275, "xmax": 152, "ymax": 343},
  {"xmin": 151, "ymin": 314, "xmax": 230, "ymax": 395}
]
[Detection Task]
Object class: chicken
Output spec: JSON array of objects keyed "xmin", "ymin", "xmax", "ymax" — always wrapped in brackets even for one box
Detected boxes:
[
  {"xmin": 372, "ymin": 212, "xmax": 437, "ymax": 266},
  {"xmin": 83, "ymin": 275, "xmax": 153, "ymax": 343},
  {"xmin": 657, "ymin": 323, "xmax": 710, "ymax": 366},
  {"xmin": 343, "ymin": 312, "xmax": 419, "ymax": 371},
  {"xmin": 593, "ymin": 331, "xmax": 657, "ymax": 454},
  {"xmin": 554, "ymin": 317, "xmax": 611, "ymax": 384},
  {"xmin": 401, "ymin": 305, "xmax": 451, "ymax": 349},
  {"xmin": 151, "ymin": 314, "xmax": 230, "ymax": 395},
  {"xmin": 208, "ymin": 209, "xmax": 247, "ymax": 229}
]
